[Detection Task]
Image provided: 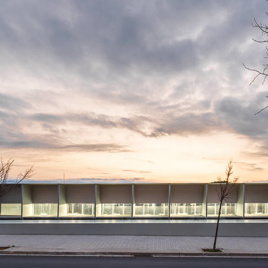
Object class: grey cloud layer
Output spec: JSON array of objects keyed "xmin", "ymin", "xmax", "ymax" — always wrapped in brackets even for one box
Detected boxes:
[
  {"xmin": 0, "ymin": 0, "xmax": 268, "ymax": 150},
  {"xmin": 0, "ymin": 0, "xmax": 264, "ymax": 79},
  {"xmin": 1, "ymin": 95, "xmax": 266, "ymax": 151}
]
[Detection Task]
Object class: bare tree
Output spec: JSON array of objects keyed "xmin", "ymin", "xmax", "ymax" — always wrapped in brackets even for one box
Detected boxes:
[
  {"xmin": 213, "ymin": 161, "xmax": 238, "ymax": 251},
  {"xmin": 0, "ymin": 158, "xmax": 34, "ymax": 199}
]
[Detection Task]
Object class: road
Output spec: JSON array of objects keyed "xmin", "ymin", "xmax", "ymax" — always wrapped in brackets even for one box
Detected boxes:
[{"xmin": 1, "ymin": 255, "xmax": 268, "ymax": 268}]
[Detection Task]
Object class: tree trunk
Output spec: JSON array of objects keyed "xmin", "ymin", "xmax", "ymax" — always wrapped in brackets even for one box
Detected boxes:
[{"xmin": 213, "ymin": 200, "xmax": 223, "ymax": 250}]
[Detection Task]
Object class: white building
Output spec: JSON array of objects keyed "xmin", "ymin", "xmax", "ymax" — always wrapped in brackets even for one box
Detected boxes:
[{"xmin": 1, "ymin": 183, "xmax": 267, "ymax": 219}]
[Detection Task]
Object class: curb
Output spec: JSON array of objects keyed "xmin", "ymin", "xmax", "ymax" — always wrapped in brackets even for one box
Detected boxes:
[{"xmin": 1, "ymin": 251, "xmax": 268, "ymax": 258}]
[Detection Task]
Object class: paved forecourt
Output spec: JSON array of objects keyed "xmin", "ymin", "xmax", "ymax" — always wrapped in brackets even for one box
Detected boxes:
[{"xmin": 0, "ymin": 235, "xmax": 268, "ymax": 255}]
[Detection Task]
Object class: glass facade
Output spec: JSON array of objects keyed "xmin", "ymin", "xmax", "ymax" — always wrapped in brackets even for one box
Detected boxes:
[
  {"xmin": 170, "ymin": 203, "xmax": 203, "ymax": 216},
  {"xmin": 4, "ymin": 184, "xmax": 268, "ymax": 219},
  {"xmin": 134, "ymin": 203, "xmax": 168, "ymax": 216},
  {"xmin": 0, "ymin": 204, "xmax": 21, "ymax": 216},
  {"xmin": 33, "ymin": 203, "xmax": 58, "ymax": 217},
  {"xmin": 245, "ymin": 203, "xmax": 268, "ymax": 216},
  {"xmin": 207, "ymin": 203, "xmax": 236, "ymax": 216},
  {"xmin": 66, "ymin": 203, "xmax": 94, "ymax": 217},
  {"xmin": 100, "ymin": 203, "xmax": 131, "ymax": 217}
]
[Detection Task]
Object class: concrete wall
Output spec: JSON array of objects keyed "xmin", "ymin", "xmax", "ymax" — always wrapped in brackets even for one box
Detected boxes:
[
  {"xmin": 170, "ymin": 184, "xmax": 203, "ymax": 203},
  {"xmin": 0, "ymin": 220, "xmax": 268, "ymax": 236},
  {"xmin": 100, "ymin": 185, "xmax": 132, "ymax": 203},
  {"xmin": 0, "ymin": 186, "xmax": 22, "ymax": 203},
  {"xmin": 59, "ymin": 185, "xmax": 66, "ymax": 217},
  {"xmin": 245, "ymin": 184, "xmax": 268, "ymax": 203},
  {"xmin": 95, "ymin": 185, "xmax": 101, "ymax": 217},
  {"xmin": 236, "ymin": 184, "xmax": 245, "ymax": 217},
  {"xmin": 202, "ymin": 184, "xmax": 207, "ymax": 217},
  {"xmin": 66, "ymin": 185, "xmax": 95, "ymax": 203},
  {"xmin": 207, "ymin": 184, "xmax": 238, "ymax": 203},
  {"xmin": 32, "ymin": 185, "xmax": 58, "ymax": 203},
  {"xmin": 135, "ymin": 185, "xmax": 169, "ymax": 203},
  {"xmin": 22, "ymin": 185, "xmax": 32, "ymax": 217}
]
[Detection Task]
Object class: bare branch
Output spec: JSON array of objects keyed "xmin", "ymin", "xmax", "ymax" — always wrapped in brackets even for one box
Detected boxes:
[
  {"xmin": 243, "ymin": 64, "xmax": 268, "ymax": 83},
  {"xmin": 0, "ymin": 158, "xmax": 34, "ymax": 199},
  {"xmin": 16, "ymin": 165, "xmax": 35, "ymax": 184},
  {"xmin": 255, "ymin": 105, "xmax": 268, "ymax": 115},
  {"xmin": 244, "ymin": 14, "xmax": 268, "ymax": 115}
]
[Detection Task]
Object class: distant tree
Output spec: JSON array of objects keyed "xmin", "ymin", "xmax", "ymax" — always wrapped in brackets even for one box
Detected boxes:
[
  {"xmin": 0, "ymin": 158, "xmax": 34, "ymax": 200},
  {"xmin": 213, "ymin": 161, "xmax": 238, "ymax": 251},
  {"xmin": 244, "ymin": 9, "xmax": 268, "ymax": 114}
]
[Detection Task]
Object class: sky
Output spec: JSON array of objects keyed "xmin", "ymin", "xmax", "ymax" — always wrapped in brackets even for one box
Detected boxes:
[{"xmin": 0, "ymin": 0, "xmax": 268, "ymax": 183}]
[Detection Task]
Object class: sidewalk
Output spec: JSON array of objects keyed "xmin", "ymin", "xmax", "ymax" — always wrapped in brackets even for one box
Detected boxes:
[{"xmin": 0, "ymin": 235, "xmax": 268, "ymax": 256}]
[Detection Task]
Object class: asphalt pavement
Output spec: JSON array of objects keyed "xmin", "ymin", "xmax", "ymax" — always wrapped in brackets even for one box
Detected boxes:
[{"xmin": 1, "ymin": 256, "xmax": 268, "ymax": 268}]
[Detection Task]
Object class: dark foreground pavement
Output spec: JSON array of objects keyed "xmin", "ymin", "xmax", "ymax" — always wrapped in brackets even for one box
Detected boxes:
[{"xmin": 1, "ymin": 256, "xmax": 268, "ymax": 268}]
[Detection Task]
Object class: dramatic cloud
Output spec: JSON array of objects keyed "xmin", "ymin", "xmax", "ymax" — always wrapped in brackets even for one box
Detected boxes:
[
  {"xmin": 215, "ymin": 92, "xmax": 268, "ymax": 138},
  {"xmin": 61, "ymin": 144, "xmax": 130, "ymax": 153},
  {"xmin": 0, "ymin": 0, "xmax": 268, "ymax": 182}
]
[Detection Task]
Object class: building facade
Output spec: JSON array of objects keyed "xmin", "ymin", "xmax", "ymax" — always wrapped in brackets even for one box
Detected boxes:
[{"xmin": 0, "ymin": 183, "xmax": 267, "ymax": 219}]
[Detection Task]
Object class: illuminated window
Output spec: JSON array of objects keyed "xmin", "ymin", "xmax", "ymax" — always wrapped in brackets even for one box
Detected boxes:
[
  {"xmin": 245, "ymin": 203, "xmax": 268, "ymax": 216},
  {"xmin": 0, "ymin": 204, "xmax": 21, "ymax": 216},
  {"xmin": 134, "ymin": 203, "xmax": 168, "ymax": 216},
  {"xmin": 33, "ymin": 203, "xmax": 58, "ymax": 217},
  {"xmin": 207, "ymin": 203, "xmax": 236, "ymax": 216},
  {"xmin": 66, "ymin": 203, "xmax": 94, "ymax": 216},
  {"xmin": 101, "ymin": 203, "xmax": 131, "ymax": 216},
  {"xmin": 170, "ymin": 203, "xmax": 203, "ymax": 216}
]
